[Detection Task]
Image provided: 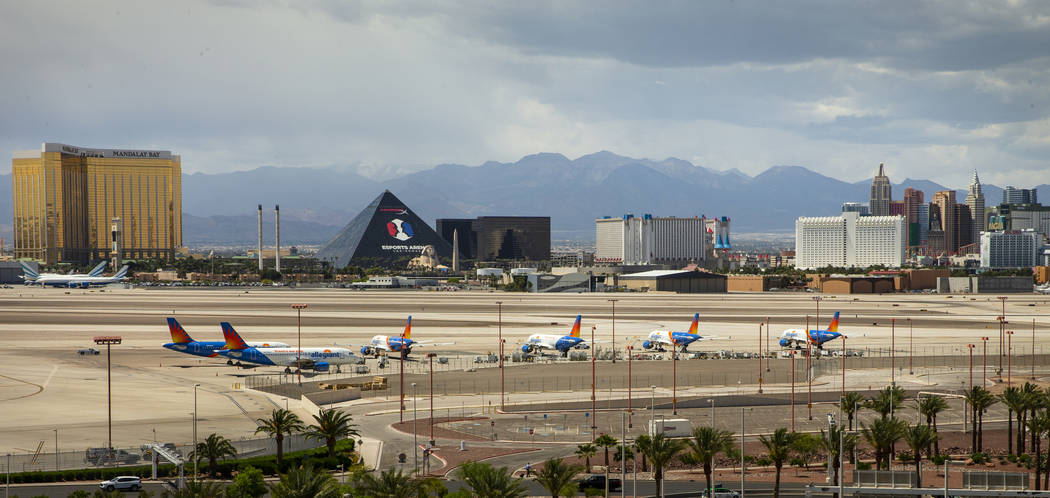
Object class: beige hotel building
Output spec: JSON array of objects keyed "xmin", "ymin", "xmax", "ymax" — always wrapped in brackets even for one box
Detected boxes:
[{"xmin": 11, "ymin": 142, "xmax": 182, "ymax": 264}]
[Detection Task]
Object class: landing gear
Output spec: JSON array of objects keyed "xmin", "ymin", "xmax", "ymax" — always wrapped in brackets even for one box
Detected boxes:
[
  {"xmin": 284, "ymin": 367, "xmax": 292, "ymax": 373},
  {"xmin": 226, "ymin": 359, "xmax": 234, "ymax": 365}
]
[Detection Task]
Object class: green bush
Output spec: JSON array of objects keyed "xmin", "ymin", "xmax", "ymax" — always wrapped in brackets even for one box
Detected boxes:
[
  {"xmin": 930, "ymin": 454, "xmax": 950, "ymax": 465},
  {"xmin": 898, "ymin": 452, "xmax": 914, "ymax": 463},
  {"xmin": 857, "ymin": 461, "xmax": 872, "ymax": 471},
  {"xmin": 1006, "ymin": 454, "xmax": 1018, "ymax": 463},
  {"xmin": 970, "ymin": 452, "xmax": 988, "ymax": 464},
  {"xmin": 756, "ymin": 456, "xmax": 772, "ymax": 466}
]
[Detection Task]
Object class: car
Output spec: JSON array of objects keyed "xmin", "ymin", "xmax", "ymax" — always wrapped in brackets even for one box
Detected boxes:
[
  {"xmin": 77, "ymin": 348, "xmax": 100, "ymax": 355},
  {"xmin": 578, "ymin": 475, "xmax": 622, "ymax": 492},
  {"xmin": 99, "ymin": 476, "xmax": 142, "ymax": 491},
  {"xmin": 700, "ymin": 485, "xmax": 741, "ymax": 498}
]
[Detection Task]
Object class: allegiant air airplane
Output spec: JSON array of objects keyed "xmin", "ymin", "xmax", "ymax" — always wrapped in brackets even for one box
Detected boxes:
[
  {"xmin": 356, "ymin": 316, "xmax": 453, "ymax": 358},
  {"xmin": 520, "ymin": 315, "xmax": 589, "ymax": 357},
  {"xmin": 161, "ymin": 318, "xmax": 288, "ymax": 358},
  {"xmin": 218, "ymin": 322, "xmax": 360, "ymax": 373},
  {"xmin": 778, "ymin": 311, "xmax": 842, "ymax": 349},
  {"xmin": 641, "ymin": 313, "xmax": 714, "ymax": 352}
]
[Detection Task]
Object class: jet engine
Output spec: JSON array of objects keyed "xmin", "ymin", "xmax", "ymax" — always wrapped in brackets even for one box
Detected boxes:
[
  {"xmin": 779, "ymin": 338, "xmax": 790, "ymax": 347},
  {"xmin": 642, "ymin": 341, "xmax": 653, "ymax": 350},
  {"xmin": 312, "ymin": 362, "xmax": 329, "ymax": 372}
]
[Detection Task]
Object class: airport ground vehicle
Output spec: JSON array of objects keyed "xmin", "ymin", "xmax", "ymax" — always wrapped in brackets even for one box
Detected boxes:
[
  {"xmin": 77, "ymin": 348, "xmax": 100, "ymax": 355},
  {"xmin": 700, "ymin": 485, "xmax": 740, "ymax": 497},
  {"xmin": 578, "ymin": 475, "xmax": 622, "ymax": 492},
  {"xmin": 99, "ymin": 476, "xmax": 142, "ymax": 491}
]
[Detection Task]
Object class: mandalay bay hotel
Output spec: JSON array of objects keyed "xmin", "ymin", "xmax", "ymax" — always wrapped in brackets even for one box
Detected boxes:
[{"xmin": 11, "ymin": 143, "xmax": 182, "ymax": 265}]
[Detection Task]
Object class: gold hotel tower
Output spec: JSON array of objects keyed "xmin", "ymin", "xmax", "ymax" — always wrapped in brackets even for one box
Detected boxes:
[{"xmin": 11, "ymin": 143, "xmax": 182, "ymax": 264}]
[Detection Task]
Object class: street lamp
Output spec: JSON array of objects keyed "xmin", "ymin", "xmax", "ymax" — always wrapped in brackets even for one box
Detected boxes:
[
  {"xmin": 93, "ymin": 335, "xmax": 122, "ymax": 456},
  {"xmin": 908, "ymin": 318, "xmax": 913, "ymax": 375},
  {"xmin": 497, "ymin": 301, "xmax": 504, "ymax": 411},
  {"xmin": 967, "ymin": 344, "xmax": 975, "ymax": 393},
  {"xmin": 806, "ymin": 315, "xmax": 812, "ymax": 421},
  {"xmin": 790, "ymin": 350, "xmax": 796, "ymax": 432},
  {"xmin": 291, "ymin": 304, "xmax": 307, "ymax": 386},
  {"xmin": 672, "ymin": 337, "xmax": 678, "ymax": 416},
  {"xmin": 890, "ymin": 318, "xmax": 896, "ymax": 386},
  {"xmin": 53, "ymin": 429, "xmax": 58, "ymax": 472},
  {"xmin": 649, "ymin": 385, "xmax": 656, "ymax": 435},
  {"xmin": 412, "ymin": 382, "xmax": 418, "ymax": 475},
  {"xmin": 708, "ymin": 399, "xmax": 715, "ymax": 428},
  {"xmin": 1006, "ymin": 330, "xmax": 1014, "ymax": 387},
  {"xmin": 193, "ymin": 383, "xmax": 200, "ymax": 482},
  {"xmin": 757, "ymin": 323, "xmax": 763, "ymax": 394},
  {"xmin": 608, "ymin": 299, "xmax": 618, "ymax": 364},
  {"xmin": 981, "ymin": 337, "xmax": 989, "ymax": 385},
  {"xmin": 428, "ymin": 353, "xmax": 436, "ymax": 445},
  {"xmin": 626, "ymin": 343, "xmax": 633, "ymax": 428},
  {"xmin": 591, "ymin": 325, "xmax": 597, "ymax": 436}
]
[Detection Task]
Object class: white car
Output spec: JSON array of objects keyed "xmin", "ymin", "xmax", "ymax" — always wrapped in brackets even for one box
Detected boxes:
[{"xmin": 100, "ymin": 476, "xmax": 142, "ymax": 491}]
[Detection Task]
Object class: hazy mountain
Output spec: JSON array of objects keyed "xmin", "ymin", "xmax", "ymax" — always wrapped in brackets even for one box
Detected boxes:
[{"xmin": 1, "ymin": 156, "xmax": 1047, "ymax": 246}]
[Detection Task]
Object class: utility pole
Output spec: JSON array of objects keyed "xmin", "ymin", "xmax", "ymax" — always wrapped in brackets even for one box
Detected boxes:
[
  {"xmin": 806, "ymin": 315, "xmax": 812, "ymax": 420},
  {"xmin": 908, "ymin": 318, "xmax": 913, "ymax": 375},
  {"xmin": 609, "ymin": 299, "xmax": 618, "ymax": 364},
  {"xmin": 591, "ymin": 325, "xmax": 597, "ymax": 438},
  {"xmin": 790, "ymin": 350, "xmax": 796, "ymax": 432},
  {"xmin": 891, "ymin": 318, "xmax": 896, "ymax": 386},
  {"xmin": 292, "ymin": 304, "xmax": 307, "ymax": 386},
  {"xmin": 627, "ymin": 344, "xmax": 633, "ymax": 428},
  {"xmin": 193, "ymin": 383, "xmax": 200, "ymax": 482},
  {"xmin": 757, "ymin": 323, "xmax": 763, "ymax": 394},
  {"xmin": 497, "ymin": 301, "xmax": 504, "ymax": 411}
]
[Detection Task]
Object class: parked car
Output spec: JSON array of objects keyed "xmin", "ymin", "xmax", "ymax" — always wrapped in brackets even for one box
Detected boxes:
[
  {"xmin": 77, "ymin": 348, "xmax": 100, "ymax": 355},
  {"xmin": 100, "ymin": 476, "xmax": 142, "ymax": 491},
  {"xmin": 700, "ymin": 485, "xmax": 741, "ymax": 498},
  {"xmin": 578, "ymin": 475, "xmax": 621, "ymax": 492}
]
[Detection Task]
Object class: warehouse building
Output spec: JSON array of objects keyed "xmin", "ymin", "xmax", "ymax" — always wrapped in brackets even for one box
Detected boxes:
[{"xmin": 618, "ymin": 269, "xmax": 726, "ymax": 293}]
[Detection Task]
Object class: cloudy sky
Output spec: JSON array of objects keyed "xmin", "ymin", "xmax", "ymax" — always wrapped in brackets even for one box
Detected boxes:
[{"xmin": 1, "ymin": 1, "xmax": 1048, "ymax": 188}]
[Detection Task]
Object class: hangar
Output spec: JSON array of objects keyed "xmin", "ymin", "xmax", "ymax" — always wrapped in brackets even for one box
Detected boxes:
[{"xmin": 618, "ymin": 269, "xmax": 727, "ymax": 293}]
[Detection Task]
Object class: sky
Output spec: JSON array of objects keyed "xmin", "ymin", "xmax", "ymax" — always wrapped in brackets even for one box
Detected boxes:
[{"xmin": 1, "ymin": 0, "xmax": 1048, "ymax": 188}]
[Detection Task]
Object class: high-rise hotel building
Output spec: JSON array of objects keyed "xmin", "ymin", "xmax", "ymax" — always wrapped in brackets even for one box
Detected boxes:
[
  {"xmin": 795, "ymin": 212, "xmax": 906, "ymax": 269},
  {"xmin": 11, "ymin": 143, "xmax": 182, "ymax": 264}
]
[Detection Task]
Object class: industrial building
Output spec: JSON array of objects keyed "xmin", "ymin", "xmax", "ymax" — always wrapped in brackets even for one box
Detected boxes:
[
  {"xmin": 436, "ymin": 216, "xmax": 550, "ymax": 261},
  {"xmin": 795, "ymin": 212, "xmax": 906, "ymax": 269},
  {"xmin": 618, "ymin": 269, "xmax": 727, "ymax": 293},
  {"xmin": 316, "ymin": 190, "xmax": 451, "ymax": 268},
  {"xmin": 595, "ymin": 214, "xmax": 709, "ymax": 266},
  {"xmin": 980, "ymin": 230, "xmax": 1042, "ymax": 269},
  {"xmin": 11, "ymin": 142, "xmax": 182, "ymax": 264}
]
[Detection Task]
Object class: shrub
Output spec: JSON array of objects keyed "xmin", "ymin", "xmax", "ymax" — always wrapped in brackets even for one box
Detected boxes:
[
  {"xmin": 756, "ymin": 456, "xmax": 772, "ymax": 466},
  {"xmin": 898, "ymin": 452, "xmax": 914, "ymax": 463},
  {"xmin": 856, "ymin": 461, "xmax": 872, "ymax": 471}
]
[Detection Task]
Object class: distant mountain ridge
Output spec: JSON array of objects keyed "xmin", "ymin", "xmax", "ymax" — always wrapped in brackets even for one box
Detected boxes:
[{"xmin": 2, "ymin": 155, "xmax": 1047, "ymax": 246}]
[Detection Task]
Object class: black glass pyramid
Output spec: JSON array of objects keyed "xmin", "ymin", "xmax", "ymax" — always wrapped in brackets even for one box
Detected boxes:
[{"xmin": 316, "ymin": 190, "xmax": 452, "ymax": 267}]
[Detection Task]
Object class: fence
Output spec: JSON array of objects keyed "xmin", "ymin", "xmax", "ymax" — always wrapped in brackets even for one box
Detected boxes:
[
  {"xmin": 852, "ymin": 470, "xmax": 917, "ymax": 488},
  {"xmin": 0, "ymin": 434, "xmax": 324, "ymax": 474},
  {"xmin": 963, "ymin": 470, "xmax": 1030, "ymax": 490}
]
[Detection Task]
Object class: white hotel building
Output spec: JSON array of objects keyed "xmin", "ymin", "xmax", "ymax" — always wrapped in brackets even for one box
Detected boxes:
[
  {"xmin": 795, "ymin": 212, "xmax": 906, "ymax": 269},
  {"xmin": 596, "ymin": 214, "xmax": 707, "ymax": 265},
  {"xmin": 980, "ymin": 230, "xmax": 1042, "ymax": 269}
]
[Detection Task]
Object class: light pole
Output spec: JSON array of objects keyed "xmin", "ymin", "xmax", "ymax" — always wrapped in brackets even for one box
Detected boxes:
[
  {"xmin": 291, "ymin": 304, "xmax": 307, "ymax": 386},
  {"xmin": 626, "ymin": 344, "xmax": 633, "ymax": 428},
  {"xmin": 967, "ymin": 344, "xmax": 975, "ymax": 392},
  {"xmin": 806, "ymin": 315, "xmax": 812, "ymax": 421},
  {"xmin": 757, "ymin": 323, "xmax": 763, "ymax": 394},
  {"xmin": 908, "ymin": 318, "xmax": 913, "ymax": 375},
  {"xmin": 497, "ymin": 301, "xmax": 504, "ymax": 411},
  {"xmin": 1007, "ymin": 330, "xmax": 1014, "ymax": 387},
  {"xmin": 766, "ymin": 316, "xmax": 771, "ymax": 372},
  {"xmin": 428, "ymin": 353, "xmax": 435, "ymax": 445},
  {"xmin": 999, "ymin": 296, "xmax": 1008, "ymax": 369},
  {"xmin": 981, "ymin": 337, "xmax": 989, "ymax": 385},
  {"xmin": 1033, "ymin": 318, "xmax": 1038, "ymax": 380},
  {"xmin": 93, "ymin": 336, "xmax": 121, "ymax": 458},
  {"xmin": 193, "ymin": 383, "xmax": 200, "ymax": 482},
  {"xmin": 412, "ymin": 382, "xmax": 418, "ymax": 476},
  {"xmin": 708, "ymin": 399, "xmax": 715, "ymax": 428},
  {"xmin": 608, "ymin": 299, "xmax": 618, "ymax": 364},
  {"xmin": 672, "ymin": 337, "xmax": 678, "ymax": 416},
  {"xmin": 891, "ymin": 318, "xmax": 896, "ymax": 386},
  {"xmin": 840, "ymin": 334, "xmax": 846, "ymax": 397},
  {"xmin": 650, "ymin": 385, "xmax": 656, "ymax": 435},
  {"xmin": 53, "ymin": 429, "xmax": 58, "ymax": 472},
  {"xmin": 790, "ymin": 350, "xmax": 796, "ymax": 432},
  {"xmin": 591, "ymin": 325, "xmax": 597, "ymax": 437}
]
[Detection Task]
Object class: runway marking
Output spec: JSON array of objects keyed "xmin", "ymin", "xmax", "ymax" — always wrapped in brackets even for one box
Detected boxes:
[
  {"xmin": 0, "ymin": 373, "xmax": 44, "ymax": 400},
  {"xmin": 42, "ymin": 365, "xmax": 58, "ymax": 389}
]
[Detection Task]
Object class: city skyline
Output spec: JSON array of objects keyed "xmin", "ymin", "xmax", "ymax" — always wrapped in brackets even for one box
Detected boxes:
[{"xmin": 1, "ymin": 2, "xmax": 1048, "ymax": 188}]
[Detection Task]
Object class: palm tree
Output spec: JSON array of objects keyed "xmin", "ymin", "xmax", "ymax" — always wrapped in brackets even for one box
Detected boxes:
[
  {"xmin": 902, "ymin": 424, "xmax": 938, "ymax": 488},
  {"xmin": 633, "ymin": 434, "xmax": 651, "ymax": 472},
  {"xmin": 819, "ymin": 425, "xmax": 857, "ymax": 487},
  {"xmin": 841, "ymin": 392, "xmax": 865, "ymax": 430},
  {"xmin": 255, "ymin": 408, "xmax": 305, "ymax": 467},
  {"xmin": 866, "ymin": 385, "xmax": 905, "ymax": 420},
  {"xmin": 916, "ymin": 395, "xmax": 948, "ymax": 456},
  {"xmin": 575, "ymin": 443, "xmax": 597, "ymax": 472},
  {"xmin": 190, "ymin": 433, "xmax": 238, "ymax": 478},
  {"xmin": 965, "ymin": 386, "xmax": 996, "ymax": 452},
  {"xmin": 269, "ymin": 464, "xmax": 341, "ymax": 498},
  {"xmin": 594, "ymin": 434, "xmax": 619, "ymax": 470},
  {"xmin": 352, "ymin": 468, "xmax": 437, "ymax": 498},
  {"xmin": 861, "ymin": 417, "xmax": 905, "ymax": 469},
  {"xmin": 1028, "ymin": 412, "xmax": 1049, "ymax": 490},
  {"xmin": 532, "ymin": 458, "xmax": 582, "ymax": 498},
  {"xmin": 760, "ymin": 428, "xmax": 797, "ymax": 498},
  {"xmin": 1020, "ymin": 382, "xmax": 1041, "ymax": 454},
  {"xmin": 1000, "ymin": 387, "xmax": 1025, "ymax": 455},
  {"xmin": 453, "ymin": 461, "xmax": 528, "ymax": 498},
  {"xmin": 305, "ymin": 408, "xmax": 360, "ymax": 458},
  {"xmin": 682, "ymin": 426, "xmax": 734, "ymax": 497},
  {"xmin": 613, "ymin": 443, "xmax": 634, "ymax": 465},
  {"xmin": 638, "ymin": 433, "xmax": 684, "ymax": 498}
]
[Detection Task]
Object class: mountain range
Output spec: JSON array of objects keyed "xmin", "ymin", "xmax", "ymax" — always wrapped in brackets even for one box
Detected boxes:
[{"xmin": 1, "ymin": 152, "xmax": 1046, "ymax": 246}]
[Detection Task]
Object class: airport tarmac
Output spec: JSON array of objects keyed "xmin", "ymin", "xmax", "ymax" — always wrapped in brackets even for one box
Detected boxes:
[{"xmin": 0, "ymin": 286, "xmax": 1046, "ymax": 457}]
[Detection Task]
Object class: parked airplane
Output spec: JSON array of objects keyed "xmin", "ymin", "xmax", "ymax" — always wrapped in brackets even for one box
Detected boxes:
[
  {"xmin": 641, "ymin": 313, "xmax": 714, "ymax": 352},
  {"xmin": 23, "ymin": 264, "xmax": 129, "ymax": 287},
  {"xmin": 20, "ymin": 261, "xmax": 108, "ymax": 283},
  {"xmin": 218, "ymin": 322, "xmax": 359, "ymax": 373},
  {"xmin": 520, "ymin": 315, "xmax": 590, "ymax": 357},
  {"xmin": 161, "ymin": 318, "xmax": 289, "ymax": 358},
  {"xmin": 778, "ymin": 311, "xmax": 842, "ymax": 349},
  {"xmin": 357, "ymin": 316, "xmax": 453, "ymax": 358}
]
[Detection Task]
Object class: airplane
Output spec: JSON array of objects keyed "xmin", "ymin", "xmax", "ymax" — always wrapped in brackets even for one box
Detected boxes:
[
  {"xmin": 217, "ymin": 322, "xmax": 361, "ymax": 373},
  {"xmin": 20, "ymin": 261, "xmax": 108, "ymax": 283},
  {"xmin": 641, "ymin": 313, "xmax": 714, "ymax": 352},
  {"xmin": 161, "ymin": 318, "xmax": 289, "ymax": 358},
  {"xmin": 520, "ymin": 315, "xmax": 590, "ymax": 357},
  {"xmin": 357, "ymin": 316, "xmax": 453, "ymax": 359},
  {"xmin": 22, "ymin": 263, "xmax": 129, "ymax": 288},
  {"xmin": 778, "ymin": 311, "xmax": 842, "ymax": 350}
]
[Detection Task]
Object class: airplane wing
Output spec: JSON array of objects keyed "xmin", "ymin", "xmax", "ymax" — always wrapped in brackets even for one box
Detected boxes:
[{"xmin": 410, "ymin": 341, "xmax": 456, "ymax": 347}]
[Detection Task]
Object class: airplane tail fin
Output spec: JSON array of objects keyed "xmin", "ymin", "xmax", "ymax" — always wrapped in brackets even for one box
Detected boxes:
[
  {"xmin": 221, "ymin": 322, "xmax": 251, "ymax": 350},
  {"xmin": 402, "ymin": 316, "xmax": 412, "ymax": 340},
  {"xmin": 114, "ymin": 265, "xmax": 129, "ymax": 278},
  {"xmin": 826, "ymin": 311, "xmax": 840, "ymax": 333},
  {"xmin": 167, "ymin": 318, "xmax": 194, "ymax": 344},
  {"xmin": 688, "ymin": 313, "xmax": 700, "ymax": 335},
  {"xmin": 88, "ymin": 261, "xmax": 108, "ymax": 276},
  {"xmin": 569, "ymin": 315, "xmax": 582, "ymax": 338},
  {"xmin": 19, "ymin": 262, "xmax": 39, "ymax": 280}
]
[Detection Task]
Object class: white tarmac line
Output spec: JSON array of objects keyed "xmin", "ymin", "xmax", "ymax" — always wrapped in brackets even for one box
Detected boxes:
[{"xmin": 41, "ymin": 365, "xmax": 58, "ymax": 389}]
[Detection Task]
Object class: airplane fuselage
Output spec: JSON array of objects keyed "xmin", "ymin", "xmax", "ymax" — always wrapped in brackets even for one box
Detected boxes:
[
  {"xmin": 164, "ymin": 340, "xmax": 290, "ymax": 358},
  {"xmin": 522, "ymin": 334, "xmax": 586, "ymax": 355},
  {"xmin": 360, "ymin": 335, "xmax": 415, "ymax": 356},
  {"xmin": 779, "ymin": 329, "xmax": 841, "ymax": 349},
  {"xmin": 219, "ymin": 347, "xmax": 359, "ymax": 370},
  {"xmin": 642, "ymin": 330, "xmax": 700, "ymax": 351}
]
